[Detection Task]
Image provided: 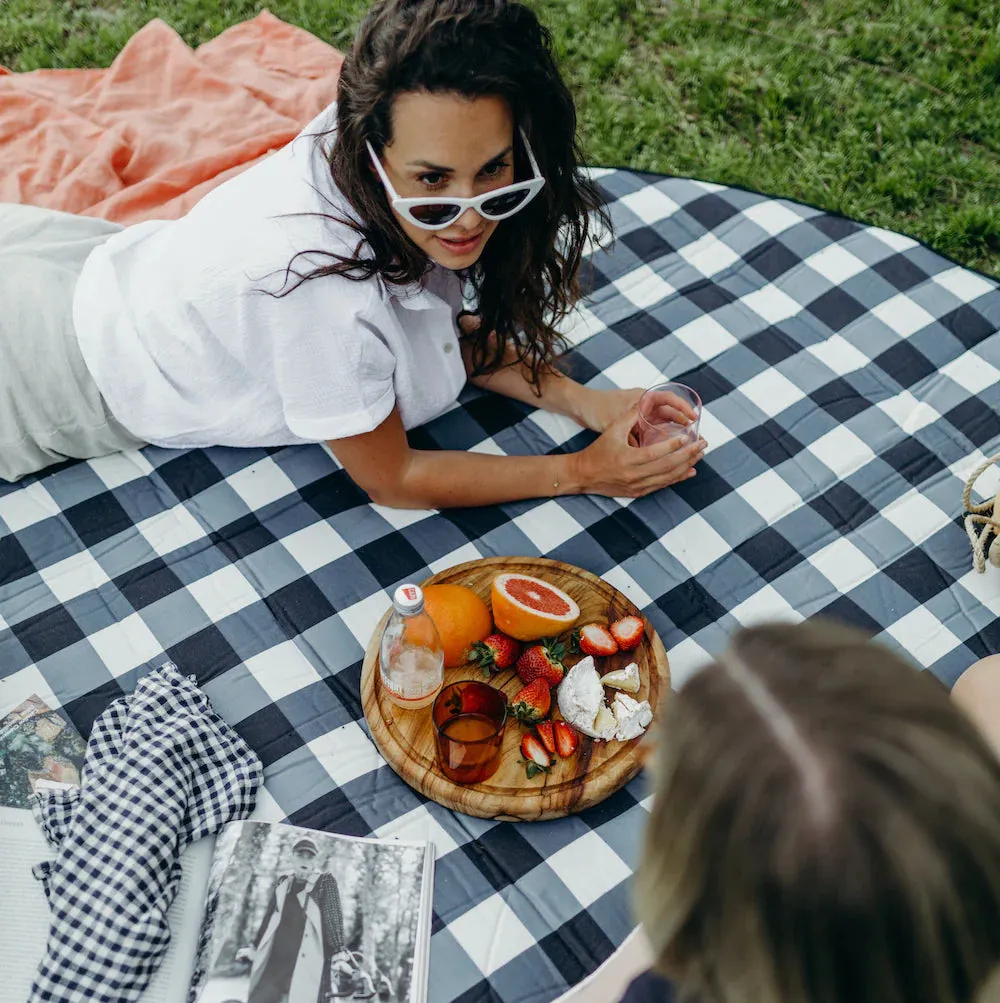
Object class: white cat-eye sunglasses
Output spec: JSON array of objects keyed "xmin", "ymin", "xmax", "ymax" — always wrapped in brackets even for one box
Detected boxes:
[{"xmin": 365, "ymin": 128, "xmax": 545, "ymax": 231}]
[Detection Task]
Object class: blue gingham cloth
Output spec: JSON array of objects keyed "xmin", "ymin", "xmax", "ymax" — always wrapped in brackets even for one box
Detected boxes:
[
  {"xmin": 1, "ymin": 169, "xmax": 999, "ymax": 1003},
  {"xmin": 28, "ymin": 663, "xmax": 263, "ymax": 1002}
]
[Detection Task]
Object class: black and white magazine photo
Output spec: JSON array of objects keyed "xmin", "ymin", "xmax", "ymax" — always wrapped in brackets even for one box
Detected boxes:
[{"xmin": 190, "ymin": 822, "xmax": 431, "ymax": 1003}]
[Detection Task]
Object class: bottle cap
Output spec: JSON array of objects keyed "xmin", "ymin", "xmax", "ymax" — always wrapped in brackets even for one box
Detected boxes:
[{"xmin": 392, "ymin": 583, "xmax": 425, "ymax": 615}]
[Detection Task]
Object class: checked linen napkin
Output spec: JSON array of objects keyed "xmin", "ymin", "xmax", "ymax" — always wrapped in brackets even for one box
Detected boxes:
[{"xmin": 27, "ymin": 663, "xmax": 263, "ymax": 1003}]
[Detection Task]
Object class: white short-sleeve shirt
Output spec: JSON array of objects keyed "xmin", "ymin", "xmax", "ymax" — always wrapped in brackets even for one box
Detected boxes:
[{"xmin": 72, "ymin": 103, "xmax": 468, "ymax": 449}]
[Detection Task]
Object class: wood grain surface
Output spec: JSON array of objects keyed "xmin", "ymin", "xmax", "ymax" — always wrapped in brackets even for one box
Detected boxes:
[{"xmin": 361, "ymin": 557, "xmax": 670, "ymax": 821}]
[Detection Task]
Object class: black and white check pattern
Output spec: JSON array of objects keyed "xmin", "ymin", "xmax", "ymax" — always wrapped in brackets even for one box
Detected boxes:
[
  {"xmin": 28, "ymin": 664, "xmax": 262, "ymax": 1002},
  {"xmin": 1, "ymin": 169, "xmax": 999, "ymax": 1003}
]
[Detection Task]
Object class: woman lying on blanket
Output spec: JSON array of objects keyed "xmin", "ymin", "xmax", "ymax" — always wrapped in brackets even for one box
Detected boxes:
[
  {"xmin": 0, "ymin": 0, "xmax": 707, "ymax": 505},
  {"xmin": 625, "ymin": 622, "xmax": 1000, "ymax": 1003}
]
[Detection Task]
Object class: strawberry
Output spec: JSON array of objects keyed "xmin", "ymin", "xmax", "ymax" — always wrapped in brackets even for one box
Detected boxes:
[
  {"xmin": 553, "ymin": 720, "xmax": 579, "ymax": 758},
  {"xmin": 520, "ymin": 732, "xmax": 552, "ymax": 778},
  {"xmin": 469, "ymin": 633, "xmax": 522, "ymax": 675},
  {"xmin": 516, "ymin": 639, "xmax": 565, "ymax": 687},
  {"xmin": 445, "ymin": 684, "xmax": 497, "ymax": 718},
  {"xmin": 536, "ymin": 720, "xmax": 556, "ymax": 756},
  {"xmin": 573, "ymin": 623, "xmax": 618, "ymax": 657},
  {"xmin": 609, "ymin": 616, "xmax": 644, "ymax": 652},
  {"xmin": 510, "ymin": 678, "xmax": 551, "ymax": 724}
]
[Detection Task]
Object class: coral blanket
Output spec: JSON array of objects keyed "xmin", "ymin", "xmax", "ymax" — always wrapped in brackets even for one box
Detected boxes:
[{"xmin": 0, "ymin": 11, "xmax": 343, "ymax": 224}]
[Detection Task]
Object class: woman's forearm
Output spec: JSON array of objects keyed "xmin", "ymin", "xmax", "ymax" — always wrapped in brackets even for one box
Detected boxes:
[
  {"xmin": 380, "ymin": 447, "xmax": 581, "ymax": 509},
  {"xmin": 326, "ymin": 398, "xmax": 701, "ymax": 511}
]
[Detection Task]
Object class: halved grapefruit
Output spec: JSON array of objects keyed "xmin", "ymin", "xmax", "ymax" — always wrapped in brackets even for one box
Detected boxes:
[{"xmin": 490, "ymin": 573, "xmax": 580, "ymax": 641}]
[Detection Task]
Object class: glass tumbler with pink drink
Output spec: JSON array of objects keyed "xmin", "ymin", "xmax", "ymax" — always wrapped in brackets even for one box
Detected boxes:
[{"xmin": 635, "ymin": 382, "xmax": 701, "ymax": 447}]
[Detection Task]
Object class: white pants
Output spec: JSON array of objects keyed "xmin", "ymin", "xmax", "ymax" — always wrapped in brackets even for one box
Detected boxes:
[{"xmin": 0, "ymin": 203, "xmax": 145, "ymax": 482}]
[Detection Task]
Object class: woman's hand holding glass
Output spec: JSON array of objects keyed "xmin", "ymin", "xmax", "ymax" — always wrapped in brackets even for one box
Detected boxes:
[
  {"xmin": 635, "ymin": 383, "xmax": 701, "ymax": 446},
  {"xmin": 570, "ymin": 401, "xmax": 707, "ymax": 498}
]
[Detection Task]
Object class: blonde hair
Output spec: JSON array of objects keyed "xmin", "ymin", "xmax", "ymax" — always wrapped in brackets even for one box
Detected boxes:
[{"xmin": 635, "ymin": 621, "xmax": 1000, "ymax": 1003}]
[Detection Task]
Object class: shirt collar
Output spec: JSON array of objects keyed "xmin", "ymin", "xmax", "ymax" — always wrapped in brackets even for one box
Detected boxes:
[
  {"xmin": 394, "ymin": 283, "xmax": 442, "ymax": 311},
  {"xmin": 392, "ymin": 265, "xmax": 453, "ymax": 311}
]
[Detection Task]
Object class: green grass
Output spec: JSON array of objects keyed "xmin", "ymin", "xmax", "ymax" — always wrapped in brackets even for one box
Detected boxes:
[{"xmin": 3, "ymin": 0, "xmax": 999, "ymax": 276}]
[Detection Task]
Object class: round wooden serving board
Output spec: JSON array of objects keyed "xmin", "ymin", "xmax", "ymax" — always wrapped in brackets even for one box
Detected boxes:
[{"xmin": 361, "ymin": 556, "xmax": 669, "ymax": 821}]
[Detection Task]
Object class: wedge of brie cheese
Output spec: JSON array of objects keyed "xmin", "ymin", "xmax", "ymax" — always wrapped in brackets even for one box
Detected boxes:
[
  {"xmin": 557, "ymin": 656, "xmax": 609, "ymax": 738},
  {"xmin": 558, "ymin": 656, "xmax": 646, "ymax": 741},
  {"xmin": 600, "ymin": 662, "xmax": 640, "ymax": 693},
  {"xmin": 611, "ymin": 692, "xmax": 653, "ymax": 741}
]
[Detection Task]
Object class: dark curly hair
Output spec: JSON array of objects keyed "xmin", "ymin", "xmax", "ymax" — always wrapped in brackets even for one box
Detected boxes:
[{"xmin": 282, "ymin": 0, "xmax": 611, "ymax": 388}]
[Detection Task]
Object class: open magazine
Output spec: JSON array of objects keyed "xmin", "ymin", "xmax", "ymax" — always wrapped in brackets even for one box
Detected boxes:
[
  {"xmin": 0, "ymin": 702, "xmax": 435, "ymax": 1003},
  {"xmin": 188, "ymin": 821, "xmax": 434, "ymax": 1003}
]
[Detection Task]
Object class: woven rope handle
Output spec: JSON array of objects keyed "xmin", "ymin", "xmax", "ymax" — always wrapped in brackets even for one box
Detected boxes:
[{"xmin": 963, "ymin": 452, "xmax": 1000, "ymax": 573}]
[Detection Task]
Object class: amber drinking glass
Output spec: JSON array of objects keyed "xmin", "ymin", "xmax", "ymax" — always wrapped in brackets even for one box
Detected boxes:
[{"xmin": 432, "ymin": 681, "xmax": 507, "ymax": 784}]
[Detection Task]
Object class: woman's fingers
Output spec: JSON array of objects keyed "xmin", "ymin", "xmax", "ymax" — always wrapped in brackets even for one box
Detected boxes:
[
  {"xmin": 653, "ymin": 406, "xmax": 692, "ymax": 426},
  {"xmin": 636, "ymin": 434, "xmax": 686, "ymax": 459},
  {"xmin": 633, "ymin": 441, "xmax": 705, "ymax": 493},
  {"xmin": 663, "ymin": 393, "xmax": 699, "ymax": 423},
  {"xmin": 608, "ymin": 403, "xmax": 643, "ymax": 441},
  {"xmin": 633, "ymin": 465, "xmax": 697, "ymax": 496},
  {"xmin": 585, "ymin": 406, "xmax": 705, "ymax": 498},
  {"xmin": 643, "ymin": 401, "xmax": 694, "ymax": 427},
  {"xmin": 635, "ymin": 436, "xmax": 707, "ymax": 466},
  {"xmin": 642, "ymin": 392, "xmax": 698, "ymax": 424},
  {"xmin": 650, "ymin": 462, "xmax": 697, "ymax": 486}
]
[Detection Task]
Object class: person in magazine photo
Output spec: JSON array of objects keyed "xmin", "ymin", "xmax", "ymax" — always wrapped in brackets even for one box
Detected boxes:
[
  {"xmin": 237, "ymin": 837, "xmax": 348, "ymax": 1003},
  {"xmin": 192, "ymin": 821, "xmax": 431, "ymax": 1003}
]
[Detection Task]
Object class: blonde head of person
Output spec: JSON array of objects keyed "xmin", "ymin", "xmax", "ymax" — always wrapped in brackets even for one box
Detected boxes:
[{"xmin": 635, "ymin": 621, "xmax": 1000, "ymax": 1003}]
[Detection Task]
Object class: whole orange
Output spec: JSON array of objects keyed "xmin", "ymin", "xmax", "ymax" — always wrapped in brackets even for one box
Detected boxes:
[{"xmin": 422, "ymin": 584, "xmax": 493, "ymax": 667}]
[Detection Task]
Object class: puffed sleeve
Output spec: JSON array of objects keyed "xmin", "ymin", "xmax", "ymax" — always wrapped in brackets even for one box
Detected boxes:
[{"xmin": 245, "ymin": 266, "xmax": 398, "ymax": 442}]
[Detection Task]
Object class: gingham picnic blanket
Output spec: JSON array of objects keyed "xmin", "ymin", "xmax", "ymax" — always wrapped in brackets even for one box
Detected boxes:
[{"xmin": 2, "ymin": 169, "xmax": 999, "ymax": 1003}]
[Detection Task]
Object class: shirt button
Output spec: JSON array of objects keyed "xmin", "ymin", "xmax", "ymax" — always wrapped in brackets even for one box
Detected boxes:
[{"xmin": 443, "ymin": 342, "xmax": 454, "ymax": 353}]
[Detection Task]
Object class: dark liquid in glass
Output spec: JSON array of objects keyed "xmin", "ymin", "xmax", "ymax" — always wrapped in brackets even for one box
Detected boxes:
[{"xmin": 437, "ymin": 713, "xmax": 503, "ymax": 784}]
